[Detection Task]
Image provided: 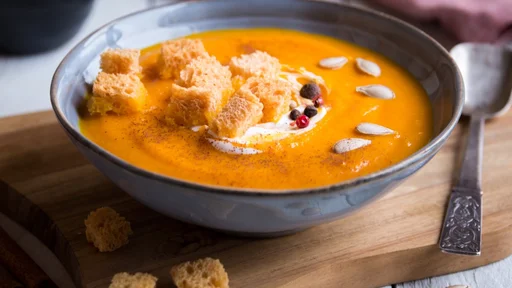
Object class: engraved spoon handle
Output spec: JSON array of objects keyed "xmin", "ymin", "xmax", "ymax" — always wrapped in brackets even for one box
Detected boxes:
[{"xmin": 439, "ymin": 116, "xmax": 483, "ymax": 256}]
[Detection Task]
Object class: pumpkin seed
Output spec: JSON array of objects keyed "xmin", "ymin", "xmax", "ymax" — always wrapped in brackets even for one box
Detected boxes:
[
  {"xmin": 356, "ymin": 84, "xmax": 395, "ymax": 99},
  {"xmin": 333, "ymin": 138, "xmax": 371, "ymax": 154},
  {"xmin": 356, "ymin": 122, "xmax": 395, "ymax": 135},
  {"xmin": 356, "ymin": 58, "xmax": 381, "ymax": 77},
  {"xmin": 319, "ymin": 57, "xmax": 348, "ymax": 70}
]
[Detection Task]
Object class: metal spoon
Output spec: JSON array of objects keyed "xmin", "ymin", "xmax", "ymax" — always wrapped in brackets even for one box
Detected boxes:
[{"xmin": 439, "ymin": 43, "xmax": 512, "ymax": 256}]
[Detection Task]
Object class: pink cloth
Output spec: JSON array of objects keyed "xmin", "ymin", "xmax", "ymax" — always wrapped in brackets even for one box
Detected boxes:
[{"xmin": 375, "ymin": 0, "xmax": 512, "ymax": 43}]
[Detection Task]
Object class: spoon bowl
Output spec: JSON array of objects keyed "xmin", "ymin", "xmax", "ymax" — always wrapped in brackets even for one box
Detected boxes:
[{"xmin": 451, "ymin": 43, "xmax": 512, "ymax": 118}]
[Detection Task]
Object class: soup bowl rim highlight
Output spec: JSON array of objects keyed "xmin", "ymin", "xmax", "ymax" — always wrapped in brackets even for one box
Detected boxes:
[{"xmin": 50, "ymin": 0, "xmax": 464, "ymax": 197}]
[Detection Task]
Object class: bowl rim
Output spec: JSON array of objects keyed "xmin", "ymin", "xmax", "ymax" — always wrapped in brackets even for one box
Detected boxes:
[{"xmin": 50, "ymin": 0, "xmax": 464, "ymax": 197}]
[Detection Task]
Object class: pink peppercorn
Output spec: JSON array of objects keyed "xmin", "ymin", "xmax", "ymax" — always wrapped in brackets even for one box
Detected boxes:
[{"xmin": 296, "ymin": 115, "xmax": 310, "ymax": 128}]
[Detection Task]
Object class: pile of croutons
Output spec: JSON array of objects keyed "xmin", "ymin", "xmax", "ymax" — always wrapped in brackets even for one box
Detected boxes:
[
  {"xmin": 85, "ymin": 207, "xmax": 229, "ymax": 288},
  {"xmin": 89, "ymin": 38, "xmax": 294, "ymax": 138}
]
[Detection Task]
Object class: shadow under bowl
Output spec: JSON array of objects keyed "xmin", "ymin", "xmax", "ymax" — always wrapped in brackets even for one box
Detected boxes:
[{"xmin": 50, "ymin": 0, "xmax": 463, "ymax": 236}]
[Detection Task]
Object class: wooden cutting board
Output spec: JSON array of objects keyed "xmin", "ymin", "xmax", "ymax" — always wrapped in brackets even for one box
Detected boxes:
[{"xmin": 1, "ymin": 110, "xmax": 512, "ymax": 288}]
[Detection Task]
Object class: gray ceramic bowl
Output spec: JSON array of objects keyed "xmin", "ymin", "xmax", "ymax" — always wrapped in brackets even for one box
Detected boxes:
[{"xmin": 51, "ymin": 0, "xmax": 463, "ymax": 236}]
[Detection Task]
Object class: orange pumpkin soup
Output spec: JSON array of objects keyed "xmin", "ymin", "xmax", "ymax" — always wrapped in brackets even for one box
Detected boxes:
[{"xmin": 80, "ymin": 28, "xmax": 433, "ymax": 189}]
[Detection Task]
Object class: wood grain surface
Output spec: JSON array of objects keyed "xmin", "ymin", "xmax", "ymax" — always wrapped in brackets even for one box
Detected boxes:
[
  {"xmin": 0, "ymin": 263, "xmax": 23, "ymax": 288},
  {"xmin": 0, "ymin": 105, "xmax": 511, "ymax": 288},
  {"xmin": 1, "ymin": 1, "xmax": 510, "ymax": 287},
  {"xmin": 0, "ymin": 224, "xmax": 57, "ymax": 288}
]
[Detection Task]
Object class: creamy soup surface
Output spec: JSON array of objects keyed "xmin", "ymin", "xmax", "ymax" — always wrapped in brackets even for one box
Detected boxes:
[{"xmin": 80, "ymin": 28, "xmax": 433, "ymax": 190}]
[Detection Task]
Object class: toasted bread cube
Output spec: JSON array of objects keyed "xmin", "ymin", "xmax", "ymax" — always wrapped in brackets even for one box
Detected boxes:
[
  {"xmin": 166, "ymin": 56, "xmax": 233, "ymax": 127},
  {"xmin": 229, "ymin": 50, "xmax": 281, "ymax": 80},
  {"xmin": 179, "ymin": 55, "xmax": 233, "ymax": 108},
  {"xmin": 84, "ymin": 207, "xmax": 132, "ymax": 252},
  {"xmin": 170, "ymin": 258, "xmax": 229, "ymax": 288},
  {"xmin": 86, "ymin": 96, "xmax": 116, "ymax": 116},
  {"xmin": 89, "ymin": 72, "xmax": 147, "ymax": 115},
  {"xmin": 243, "ymin": 77, "xmax": 293, "ymax": 123},
  {"xmin": 109, "ymin": 272, "xmax": 157, "ymax": 288},
  {"xmin": 100, "ymin": 48, "xmax": 141, "ymax": 74},
  {"xmin": 166, "ymin": 84, "xmax": 216, "ymax": 126},
  {"xmin": 211, "ymin": 88, "xmax": 263, "ymax": 138},
  {"xmin": 177, "ymin": 55, "xmax": 232, "ymax": 92},
  {"xmin": 158, "ymin": 38, "xmax": 208, "ymax": 79}
]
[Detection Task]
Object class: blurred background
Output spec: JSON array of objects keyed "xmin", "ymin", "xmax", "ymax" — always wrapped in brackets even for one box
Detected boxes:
[
  {"xmin": 3, "ymin": 0, "xmax": 511, "ymax": 117},
  {"xmin": 5, "ymin": 0, "xmax": 508, "ymax": 117}
]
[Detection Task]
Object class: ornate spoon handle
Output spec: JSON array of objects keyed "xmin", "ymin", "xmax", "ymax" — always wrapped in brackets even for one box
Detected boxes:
[{"xmin": 439, "ymin": 116, "xmax": 483, "ymax": 256}]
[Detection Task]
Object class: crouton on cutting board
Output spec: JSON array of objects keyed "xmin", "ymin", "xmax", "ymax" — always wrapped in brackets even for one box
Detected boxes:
[
  {"xmin": 84, "ymin": 207, "xmax": 132, "ymax": 252},
  {"xmin": 109, "ymin": 272, "xmax": 157, "ymax": 288},
  {"xmin": 170, "ymin": 258, "xmax": 229, "ymax": 288}
]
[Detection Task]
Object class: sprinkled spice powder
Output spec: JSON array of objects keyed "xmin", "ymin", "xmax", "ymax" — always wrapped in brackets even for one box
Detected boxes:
[{"xmin": 79, "ymin": 28, "xmax": 433, "ymax": 190}]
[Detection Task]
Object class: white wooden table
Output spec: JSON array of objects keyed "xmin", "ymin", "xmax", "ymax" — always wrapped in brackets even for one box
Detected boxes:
[{"xmin": 1, "ymin": 1, "xmax": 511, "ymax": 287}]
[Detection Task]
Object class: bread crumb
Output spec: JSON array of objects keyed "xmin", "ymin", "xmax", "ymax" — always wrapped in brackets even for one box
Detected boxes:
[
  {"xmin": 84, "ymin": 207, "xmax": 132, "ymax": 252},
  {"xmin": 170, "ymin": 258, "xmax": 229, "ymax": 288},
  {"xmin": 89, "ymin": 72, "xmax": 147, "ymax": 115},
  {"xmin": 158, "ymin": 38, "xmax": 208, "ymax": 79},
  {"xmin": 211, "ymin": 88, "xmax": 263, "ymax": 138},
  {"xmin": 100, "ymin": 48, "xmax": 141, "ymax": 75},
  {"xmin": 229, "ymin": 50, "xmax": 281, "ymax": 80},
  {"xmin": 109, "ymin": 272, "xmax": 157, "ymax": 288},
  {"xmin": 243, "ymin": 77, "xmax": 293, "ymax": 123},
  {"xmin": 166, "ymin": 55, "xmax": 233, "ymax": 127}
]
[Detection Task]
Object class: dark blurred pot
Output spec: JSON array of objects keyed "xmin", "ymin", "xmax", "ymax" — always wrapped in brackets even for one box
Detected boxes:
[{"xmin": 0, "ymin": 0, "xmax": 94, "ymax": 54}]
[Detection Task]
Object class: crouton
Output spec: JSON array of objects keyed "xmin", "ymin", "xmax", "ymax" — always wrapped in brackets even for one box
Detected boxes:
[
  {"xmin": 211, "ymin": 88, "xmax": 263, "ymax": 138},
  {"xmin": 177, "ymin": 55, "xmax": 232, "ymax": 93},
  {"xmin": 166, "ymin": 56, "xmax": 233, "ymax": 127},
  {"xmin": 89, "ymin": 72, "xmax": 147, "ymax": 115},
  {"xmin": 165, "ymin": 84, "xmax": 216, "ymax": 126},
  {"xmin": 158, "ymin": 38, "xmax": 208, "ymax": 79},
  {"xmin": 109, "ymin": 272, "xmax": 157, "ymax": 288},
  {"xmin": 229, "ymin": 50, "xmax": 281, "ymax": 80},
  {"xmin": 84, "ymin": 207, "xmax": 132, "ymax": 252},
  {"xmin": 100, "ymin": 48, "xmax": 141, "ymax": 74},
  {"xmin": 243, "ymin": 77, "xmax": 293, "ymax": 123},
  {"xmin": 170, "ymin": 258, "xmax": 229, "ymax": 288}
]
